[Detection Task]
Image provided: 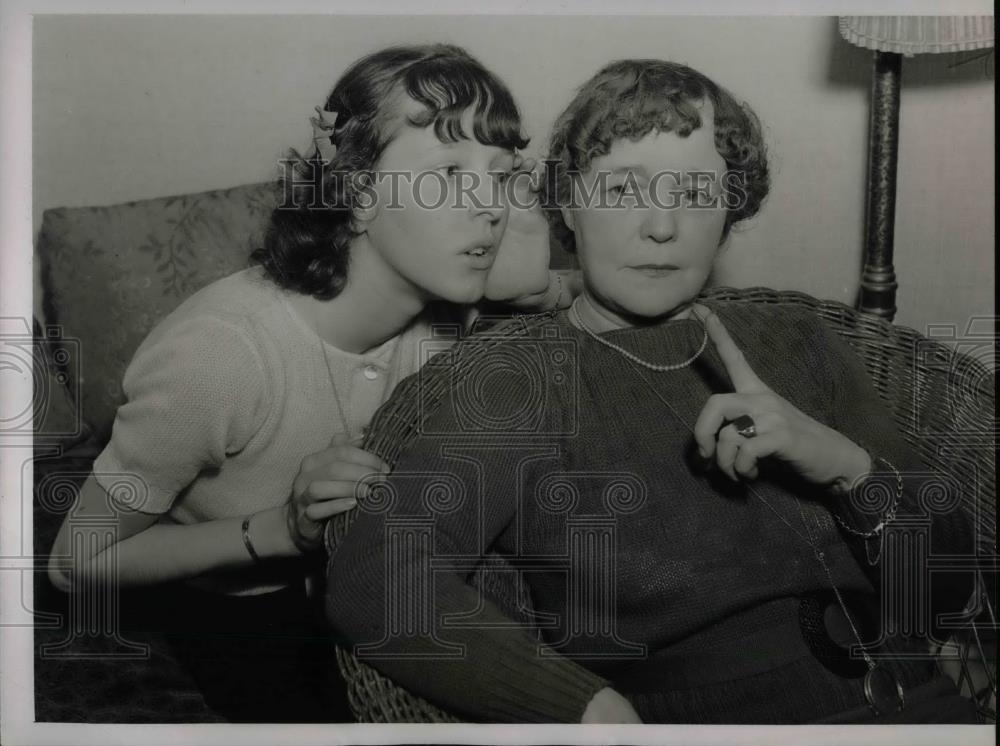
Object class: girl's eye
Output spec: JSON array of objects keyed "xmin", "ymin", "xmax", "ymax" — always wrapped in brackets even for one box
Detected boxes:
[
  {"xmin": 438, "ymin": 165, "xmax": 459, "ymax": 178},
  {"xmin": 607, "ymin": 184, "xmax": 624, "ymax": 196}
]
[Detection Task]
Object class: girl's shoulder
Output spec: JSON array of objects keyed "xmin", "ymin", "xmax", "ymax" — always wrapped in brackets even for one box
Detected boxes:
[
  {"xmin": 167, "ymin": 266, "xmax": 284, "ymax": 323},
  {"xmin": 132, "ymin": 266, "xmax": 298, "ymax": 372},
  {"xmin": 147, "ymin": 266, "xmax": 297, "ymax": 341}
]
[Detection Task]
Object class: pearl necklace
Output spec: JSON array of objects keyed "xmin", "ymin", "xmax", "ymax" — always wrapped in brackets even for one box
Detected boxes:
[{"xmin": 569, "ymin": 299, "xmax": 709, "ymax": 372}]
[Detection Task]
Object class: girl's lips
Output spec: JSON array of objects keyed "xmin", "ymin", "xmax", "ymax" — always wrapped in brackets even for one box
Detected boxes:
[{"xmin": 462, "ymin": 246, "xmax": 497, "ymax": 270}]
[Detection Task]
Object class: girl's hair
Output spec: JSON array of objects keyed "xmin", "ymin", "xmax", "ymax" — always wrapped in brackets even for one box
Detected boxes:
[
  {"xmin": 252, "ymin": 44, "xmax": 529, "ymax": 299},
  {"xmin": 544, "ymin": 59, "xmax": 770, "ymax": 253}
]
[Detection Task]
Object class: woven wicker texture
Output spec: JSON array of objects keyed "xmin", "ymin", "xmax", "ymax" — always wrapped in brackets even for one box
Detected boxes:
[{"xmin": 324, "ymin": 287, "xmax": 996, "ymax": 723}]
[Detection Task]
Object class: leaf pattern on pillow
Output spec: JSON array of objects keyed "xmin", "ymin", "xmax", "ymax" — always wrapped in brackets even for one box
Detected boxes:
[{"xmin": 37, "ymin": 181, "xmax": 279, "ymax": 440}]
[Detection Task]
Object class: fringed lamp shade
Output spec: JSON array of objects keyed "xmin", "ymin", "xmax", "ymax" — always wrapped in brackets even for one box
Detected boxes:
[
  {"xmin": 838, "ymin": 16, "xmax": 994, "ymax": 320},
  {"xmin": 840, "ymin": 15, "xmax": 994, "ymax": 55}
]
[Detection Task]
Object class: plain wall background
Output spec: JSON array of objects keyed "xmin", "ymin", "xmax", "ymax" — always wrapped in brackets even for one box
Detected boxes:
[{"xmin": 33, "ymin": 14, "xmax": 995, "ymax": 338}]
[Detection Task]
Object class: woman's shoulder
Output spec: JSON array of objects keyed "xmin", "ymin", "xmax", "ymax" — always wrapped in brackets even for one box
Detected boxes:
[
  {"xmin": 703, "ymin": 291, "xmax": 820, "ymax": 322},
  {"xmin": 701, "ymin": 292, "xmax": 851, "ymax": 377},
  {"xmin": 413, "ymin": 311, "xmax": 564, "ymax": 409},
  {"xmin": 450, "ymin": 312, "xmax": 563, "ymax": 362},
  {"xmin": 703, "ymin": 292, "xmax": 832, "ymax": 341}
]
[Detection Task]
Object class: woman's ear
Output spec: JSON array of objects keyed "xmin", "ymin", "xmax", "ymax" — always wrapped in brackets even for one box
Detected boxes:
[
  {"xmin": 560, "ymin": 205, "xmax": 575, "ymax": 232},
  {"xmin": 715, "ymin": 223, "xmax": 733, "ymax": 253}
]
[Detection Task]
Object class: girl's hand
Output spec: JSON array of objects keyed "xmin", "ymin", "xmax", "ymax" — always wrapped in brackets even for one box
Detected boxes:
[
  {"xmin": 692, "ymin": 310, "xmax": 872, "ymax": 492},
  {"xmin": 580, "ymin": 687, "xmax": 643, "ymax": 723},
  {"xmin": 505, "ymin": 269, "xmax": 581, "ymax": 311},
  {"xmin": 485, "ymin": 154, "xmax": 551, "ymax": 302},
  {"xmin": 287, "ymin": 432, "xmax": 389, "ymax": 553}
]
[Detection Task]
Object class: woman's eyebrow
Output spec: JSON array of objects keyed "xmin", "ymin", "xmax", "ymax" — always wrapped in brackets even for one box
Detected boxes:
[{"xmin": 607, "ymin": 164, "xmax": 650, "ymax": 176}]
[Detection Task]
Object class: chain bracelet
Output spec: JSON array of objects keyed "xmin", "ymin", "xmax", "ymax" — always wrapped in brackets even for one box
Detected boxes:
[{"xmin": 834, "ymin": 454, "xmax": 902, "ymax": 539}]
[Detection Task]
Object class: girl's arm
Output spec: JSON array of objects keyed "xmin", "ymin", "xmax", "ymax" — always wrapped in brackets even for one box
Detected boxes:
[
  {"xmin": 46, "ymin": 312, "xmax": 378, "ymax": 591},
  {"xmin": 48, "ymin": 431, "xmax": 386, "ymax": 591},
  {"xmin": 46, "ymin": 475, "xmax": 298, "ymax": 591}
]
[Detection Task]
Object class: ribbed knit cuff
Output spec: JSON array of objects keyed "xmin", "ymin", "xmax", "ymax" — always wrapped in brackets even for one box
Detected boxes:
[{"xmin": 471, "ymin": 635, "xmax": 610, "ymax": 722}]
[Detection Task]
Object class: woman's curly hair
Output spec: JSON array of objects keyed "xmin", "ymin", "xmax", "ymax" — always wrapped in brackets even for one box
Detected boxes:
[
  {"xmin": 252, "ymin": 44, "xmax": 529, "ymax": 299},
  {"xmin": 544, "ymin": 59, "xmax": 770, "ymax": 253}
]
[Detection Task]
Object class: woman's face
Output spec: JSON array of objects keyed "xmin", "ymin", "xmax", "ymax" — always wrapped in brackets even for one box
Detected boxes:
[
  {"xmin": 562, "ymin": 100, "xmax": 729, "ymax": 323},
  {"xmin": 359, "ymin": 102, "xmax": 516, "ymax": 305}
]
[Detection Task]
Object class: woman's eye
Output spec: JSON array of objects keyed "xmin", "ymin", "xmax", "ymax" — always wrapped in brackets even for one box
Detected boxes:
[
  {"xmin": 607, "ymin": 184, "xmax": 624, "ymax": 196},
  {"xmin": 438, "ymin": 165, "xmax": 459, "ymax": 178}
]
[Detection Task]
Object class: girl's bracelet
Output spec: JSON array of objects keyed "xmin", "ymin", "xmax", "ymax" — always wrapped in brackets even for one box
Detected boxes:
[
  {"xmin": 547, "ymin": 272, "xmax": 564, "ymax": 313},
  {"xmin": 241, "ymin": 514, "xmax": 263, "ymax": 564}
]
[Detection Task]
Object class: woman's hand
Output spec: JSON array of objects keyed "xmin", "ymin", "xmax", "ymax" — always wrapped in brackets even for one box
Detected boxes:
[
  {"xmin": 287, "ymin": 432, "xmax": 389, "ymax": 553},
  {"xmin": 580, "ymin": 687, "xmax": 643, "ymax": 723},
  {"xmin": 692, "ymin": 309, "xmax": 872, "ymax": 492},
  {"xmin": 485, "ymin": 154, "xmax": 551, "ymax": 303}
]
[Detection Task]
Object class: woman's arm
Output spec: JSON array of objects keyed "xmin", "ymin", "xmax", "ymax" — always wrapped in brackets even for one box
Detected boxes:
[
  {"xmin": 692, "ymin": 307, "xmax": 976, "ymax": 626},
  {"xmin": 326, "ymin": 358, "xmax": 614, "ymax": 723},
  {"xmin": 815, "ymin": 316, "xmax": 978, "ymax": 620}
]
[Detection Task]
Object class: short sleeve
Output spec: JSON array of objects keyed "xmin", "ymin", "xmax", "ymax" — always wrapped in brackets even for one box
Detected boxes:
[{"xmin": 93, "ymin": 315, "xmax": 270, "ymax": 514}]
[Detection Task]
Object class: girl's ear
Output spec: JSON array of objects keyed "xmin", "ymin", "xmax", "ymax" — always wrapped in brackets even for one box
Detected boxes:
[
  {"xmin": 560, "ymin": 205, "xmax": 576, "ymax": 232},
  {"xmin": 351, "ymin": 177, "xmax": 381, "ymax": 230}
]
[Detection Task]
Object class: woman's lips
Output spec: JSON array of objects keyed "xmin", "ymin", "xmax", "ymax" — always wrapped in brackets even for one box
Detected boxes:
[{"xmin": 629, "ymin": 264, "xmax": 679, "ymax": 277}]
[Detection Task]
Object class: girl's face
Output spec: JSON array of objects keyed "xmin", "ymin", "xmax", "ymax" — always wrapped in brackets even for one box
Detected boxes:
[
  {"xmin": 562, "ymin": 100, "xmax": 729, "ymax": 324},
  {"xmin": 358, "ymin": 103, "xmax": 516, "ymax": 305}
]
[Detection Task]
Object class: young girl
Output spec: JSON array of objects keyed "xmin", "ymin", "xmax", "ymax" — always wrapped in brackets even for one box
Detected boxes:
[{"xmin": 47, "ymin": 43, "xmax": 565, "ymax": 723}]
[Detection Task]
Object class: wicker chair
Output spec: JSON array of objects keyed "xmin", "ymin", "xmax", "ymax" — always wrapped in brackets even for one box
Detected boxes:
[{"xmin": 324, "ymin": 286, "xmax": 997, "ymax": 723}]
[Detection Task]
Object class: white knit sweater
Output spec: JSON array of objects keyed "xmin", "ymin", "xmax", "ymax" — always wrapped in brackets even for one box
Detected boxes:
[{"xmin": 94, "ymin": 266, "xmax": 451, "ymax": 594}]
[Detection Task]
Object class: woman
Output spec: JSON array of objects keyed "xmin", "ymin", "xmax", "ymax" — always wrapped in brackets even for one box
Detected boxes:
[{"xmin": 325, "ymin": 59, "xmax": 978, "ymax": 724}]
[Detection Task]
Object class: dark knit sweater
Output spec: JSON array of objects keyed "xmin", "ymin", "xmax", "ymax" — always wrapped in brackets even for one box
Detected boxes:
[{"xmin": 326, "ymin": 300, "xmax": 973, "ymax": 723}]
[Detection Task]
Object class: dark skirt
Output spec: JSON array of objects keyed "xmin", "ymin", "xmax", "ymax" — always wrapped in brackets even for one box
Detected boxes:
[
  {"xmin": 608, "ymin": 596, "xmax": 980, "ymax": 724},
  {"xmin": 121, "ymin": 578, "xmax": 352, "ymax": 723}
]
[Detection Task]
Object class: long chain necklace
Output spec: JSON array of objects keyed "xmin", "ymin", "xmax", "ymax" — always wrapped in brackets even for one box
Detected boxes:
[
  {"xmin": 790, "ymin": 489, "xmax": 905, "ymax": 715},
  {"xmin": 619, "ymin": 344, "xmax": 906, "ymax": 717},
  {"xmin": 570, "ymin": 299, "xmax": 708, "ymax": 371},
  {"xmin": 319, "ymin": 339, "xmax": 355, "ymax": 440}
]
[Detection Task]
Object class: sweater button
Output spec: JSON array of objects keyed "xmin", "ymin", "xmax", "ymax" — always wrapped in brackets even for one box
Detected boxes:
[{"xmin": 363, "ymin": 365, "xmax": 379, "ymax": 380}]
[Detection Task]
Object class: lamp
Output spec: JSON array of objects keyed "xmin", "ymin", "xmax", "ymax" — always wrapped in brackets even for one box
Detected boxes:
[{"xmin": 838, "ymin": 16, "xmax": 994, "ymax": 320}]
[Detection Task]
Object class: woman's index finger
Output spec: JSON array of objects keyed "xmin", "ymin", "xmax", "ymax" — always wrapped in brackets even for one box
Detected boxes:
[{"xmin": 701, "ymin": 310, "xmax": 769, "ymax": 393}]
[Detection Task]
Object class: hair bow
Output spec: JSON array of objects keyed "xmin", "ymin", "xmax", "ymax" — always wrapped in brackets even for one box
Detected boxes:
[{"xmin": 309, "ymin": 105, "xmax": 341, "ymax": 162}]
